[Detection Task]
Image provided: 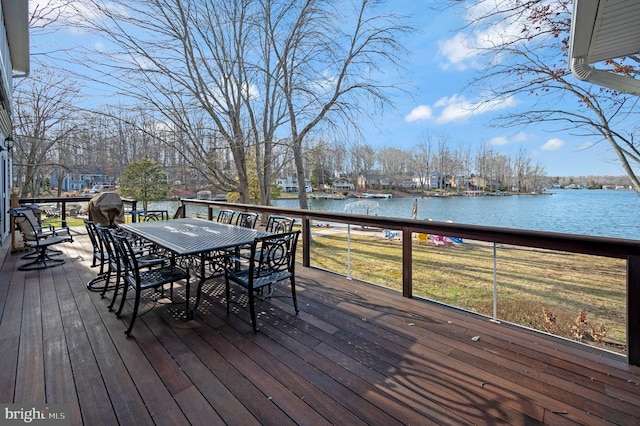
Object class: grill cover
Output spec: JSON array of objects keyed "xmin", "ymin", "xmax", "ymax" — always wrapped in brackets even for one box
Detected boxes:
[{"xmin": 88, "ymin": 192, "xmax": 125, "ymax": 227}]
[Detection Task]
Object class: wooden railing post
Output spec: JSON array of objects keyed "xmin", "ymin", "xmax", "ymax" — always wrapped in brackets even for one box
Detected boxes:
[
  {"xmin": 60, "ymin": 201, "xmax": 68, "ymax": 228},
  {"xmin": 131, "ymin": 200, "xmax": 138, "ymax": 222},
  {"xmin": 302, "ymin": 216, "xmax": 310, "ymax": 267},
  {"xmin": 628, "ymin": 255, "xmax": 640, "ymax": 365}
]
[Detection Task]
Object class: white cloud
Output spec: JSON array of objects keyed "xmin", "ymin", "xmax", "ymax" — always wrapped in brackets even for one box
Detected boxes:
[
  {"xmin": 438, "ymin": 0, "xmax": 553, "ymax": 71},
  {"xmin": 31, "ymin": 0, "xmax": 129, "ymax": 31},
  {"xmin": 489, "ymin": 137, "xmax": 509, "ymax": 146},
  {"xmin": 438, "ymin": 34, "xmax": 479, "ymax": 71},
  {"xmin": 511, "ymin": 131, "xmax": 529, "ymax": 142},
  {"xmin": 406, "ymin": 94, "xmax": 517, "ymax": 124},
  {"xmin": 488, "ymin": 131, "xmax": 529, "ymax": 146},
  {"xmin": 405, "ymin": 105, "xmax": 433, "ymax": 122},
  {"xmin": 541, "ymin": 138, "xmax": 564, "ymax": 151}
]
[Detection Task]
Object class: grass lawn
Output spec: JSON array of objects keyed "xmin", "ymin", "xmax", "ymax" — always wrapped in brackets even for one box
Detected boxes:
[{"xmin": 309, "ymin": 231, "xmax": 626, "ymax": 353}]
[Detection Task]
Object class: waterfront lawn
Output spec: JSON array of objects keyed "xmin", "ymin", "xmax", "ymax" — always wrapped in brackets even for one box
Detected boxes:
[{"xmin": 309, "ymin": 232, "xmax": 627, "ymax": 353}]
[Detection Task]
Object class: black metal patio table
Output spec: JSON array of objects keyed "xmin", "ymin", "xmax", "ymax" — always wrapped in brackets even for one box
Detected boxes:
[{"xmin": 119, "ymin": 217, "xmax": 270, "ymax": 317}]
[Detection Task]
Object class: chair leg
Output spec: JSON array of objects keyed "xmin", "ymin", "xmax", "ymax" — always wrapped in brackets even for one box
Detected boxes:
[
  {"xmin": 125, "ymin": 289, "xmax": 142, "ymax": 336},
  {"xmin": 184, "ymin": 279, "xmax": 190, "ymax": 318},
  {"xmin": 116, "ymin": 281, "xmax": 130, "ymax": 317},
  {"xmin": 225, "ymin": 277, "xmax": 231, "ymax": 317},
  {"xmin": 249, "ymin": 290, "xmax": 258, "ymax": 333},
  {"xmin": 18, "ymin": 247, "xmax": 65, "ymax": 270},
  {"xmin": 290, "ymin": 277, "xmax": 299, "ymax": 314},
  {"xmin": 108, "ymin": 273, "xmax": 121, "ymax": 311},
  {"xmin": 100, "ymin": 268, "xmax": 112, "ymax": 298}
]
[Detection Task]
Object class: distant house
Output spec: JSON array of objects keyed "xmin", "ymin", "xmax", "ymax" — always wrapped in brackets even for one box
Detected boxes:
[
  {"xmin": 359, "ymin": 173, "xmax": 394, "ymax": 190},
  {"xmin": 468, "ymin": 176, "xmax": 502, "ymax": 191},
  {"xmin": 332, "ymin": 177, "xmax": 354, "ymax": 191},
  {"xmin": 398, "ymin": 178, "xmax": 417, "ymax": 189},
  {"xmin": 50, "ymin": 170, "xmax": 115, "ymax": 192},
  {"xmin": 275, "ymin": 176, "xmax": 312, "ymax": 193}
]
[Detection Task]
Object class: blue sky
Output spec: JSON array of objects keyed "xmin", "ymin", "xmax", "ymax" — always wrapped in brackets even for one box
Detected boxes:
[
  {"xmin": 32, "ymin": 0, "xmax": 629, "ymax": 178},
  {"xmin": 362, "ymin": 1, "xmax": 629, "ymax": 178}
]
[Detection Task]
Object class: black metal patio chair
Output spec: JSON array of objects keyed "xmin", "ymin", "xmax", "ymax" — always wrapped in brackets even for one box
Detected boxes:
[
  {"xmin": 239, "ymin": 215, "xmax": 295, "ymax": 263},
  {"xmin": 10, "ymin": 207, "xmax": 73, "ymax": 270},
  {"xmin": 95, "ymin": 225, "xmax": 167, "ymax": 309},
  {"xmin": 225, "ymin": 230, "xmax": 300, "ymax": 332},
  {"xmin": 234, "ymin": 212, "xmax": 259, "ymax": 229},
  {"xmin": 216, "ymin": 209, "xmax": 236, "ymax": 224},
  {"xmin": 139, "ymin": 210, "xmax": 170, "ymax": 221},
  {"xmin": 85, "ymin": 219, "xmax": 108, "ymax": 273},
  {"xmin": 113, "ymin": 234, "xmax": 190, "ymax": 336},
  {"xmin": 264, "ymin": 215, "xmax": 295, "ymax": 233}
]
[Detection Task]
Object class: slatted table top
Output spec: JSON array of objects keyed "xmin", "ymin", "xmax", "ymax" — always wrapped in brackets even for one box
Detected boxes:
[{"xmin": 120, "ymin": 217, "xmax": 270, "ymax": 256}]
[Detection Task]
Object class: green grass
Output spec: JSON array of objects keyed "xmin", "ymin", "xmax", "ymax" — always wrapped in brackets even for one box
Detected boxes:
[{"xmin": 309, "ymin": 231, "xmax": 626, "ymax": 353}]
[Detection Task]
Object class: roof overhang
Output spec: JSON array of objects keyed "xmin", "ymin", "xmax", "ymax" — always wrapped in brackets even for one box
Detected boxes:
[
  {"xmin": 569, "ymin": 0, "xmax": 640, "ymax": 95},
  {"xmin": 2, "ymin": 0, "xmax": 29, "ymax": 76}
]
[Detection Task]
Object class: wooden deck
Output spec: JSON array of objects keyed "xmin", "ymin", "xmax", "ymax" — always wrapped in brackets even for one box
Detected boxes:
[{"xmin": 1, "ymin": 231, "xmax": 639, "ymax": 425}]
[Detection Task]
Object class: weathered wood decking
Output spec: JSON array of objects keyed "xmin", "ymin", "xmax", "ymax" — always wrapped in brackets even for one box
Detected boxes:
[{"xmin": 0, "ymin": 231, "xmax": 639, "ymax": 425}]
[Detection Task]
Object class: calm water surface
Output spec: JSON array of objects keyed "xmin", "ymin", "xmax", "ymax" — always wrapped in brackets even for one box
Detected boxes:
[
  {"xmin": 271, "ymin": 190, "xmax": 640, "ymax": 240},
  {"xmin": 151, "ymin": 189, "xmax": 640, "ymax": 240}
]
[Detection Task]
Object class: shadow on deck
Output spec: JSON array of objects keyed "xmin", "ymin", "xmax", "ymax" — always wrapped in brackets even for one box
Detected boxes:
[{"xmin": 0, "ymin": 231, "xmax": 639, "ymax": 425}]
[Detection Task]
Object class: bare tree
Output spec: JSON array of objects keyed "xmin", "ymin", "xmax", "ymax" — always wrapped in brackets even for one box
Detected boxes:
[
  {"xmin": 377, "ymin": 146, "xmax": 407, "ymax": 187},
  {"xmin": 13, "ymin": 70, "xmax": 80, "ymax": 197},
  {"xmin": 274, "ymin": 0, "xmax": 412, "ymax": 208},
  {"xmin": 448, "ymin": 0, "xmax": 640, "ymax": 192},
  {"xmin": 72, "ymin": 0, "xmax": 269, "ymax": 202},
  {"xmin": 349, "ymin": 141, "xmax": 375, "ymax": 192},
  {"xmin": 411, "ymin": 136, "xmax": 433, "ymax": 193}
]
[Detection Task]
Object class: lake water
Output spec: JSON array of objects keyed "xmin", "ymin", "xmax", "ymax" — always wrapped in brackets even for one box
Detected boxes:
[
  {"xmin": 274, "ymin": 190, "xmax": 640, "ymax": 240},
  {"xmin": 150, "ymin": 189, "xmax": 640, "ymax": 240}
]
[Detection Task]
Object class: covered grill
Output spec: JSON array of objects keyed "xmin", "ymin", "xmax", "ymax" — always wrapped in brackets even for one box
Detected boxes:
[{"xmin": 88, "ymin": 192, "xmax": 125, "ymax": 227}]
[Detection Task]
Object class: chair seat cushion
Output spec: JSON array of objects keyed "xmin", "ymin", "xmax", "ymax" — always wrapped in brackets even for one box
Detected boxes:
[{"xmin": 25, "ymin": 235, "xmax": 70, "ymax": 248}]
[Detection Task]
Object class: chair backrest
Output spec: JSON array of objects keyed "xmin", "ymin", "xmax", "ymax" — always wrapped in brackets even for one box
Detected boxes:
[
  {"xmin": 84, "ymin": 219, "xmax": 102, "ymax": 252},
  {"xmin": 96, "ymin": 224, "xmax": 120, "ymax": 267},
  {"xmin": 264, "ymin": 215, "xmax": 294, "ymax": 233},
  {"xmin": 10, "ymin": 208, "xmax": 41, "ymax": 241},
  {"xmin": 141, "ymin": 210, "xmax": 169, "ymax": 221},
  {"xmin": 235, "ymin": 212, "xmax": 258, "ymax": 229},
  {"xmin": 173, "ymin": 204, "xmax": 185, "ymax": 219},
  {"xmin": 249, "ymin": 230, "xmax": 300, "ymax": 282},
  {"xmin": 114, "ymin": 234, "xmax": 141, "ymax": 284},
  {"xmin": 216, "ymin": 209, "xmax": 236, "ymax": 224}
]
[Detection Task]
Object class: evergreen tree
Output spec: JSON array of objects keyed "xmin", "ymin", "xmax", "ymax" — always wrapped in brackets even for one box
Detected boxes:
[{"xmin": 120, "ymin": 158, "xmax": 170, "ymax": 210}]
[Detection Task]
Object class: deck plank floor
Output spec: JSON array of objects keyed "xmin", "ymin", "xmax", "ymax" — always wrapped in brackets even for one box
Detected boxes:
[{"xmin": 0, "ymin": 231, "xmax": 639, "ymax": 425}]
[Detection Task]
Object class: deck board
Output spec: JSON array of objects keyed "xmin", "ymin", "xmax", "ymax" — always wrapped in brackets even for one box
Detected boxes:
[{"xmin": 0, "ymin": 231, "xmax": 639, "ymax": 425}]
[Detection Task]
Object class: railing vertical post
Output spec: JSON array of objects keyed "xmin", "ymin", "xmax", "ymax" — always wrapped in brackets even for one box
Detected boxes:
[
  {"xmin": 492, "ymin": 242, "xmax": 499, "ymax": 323},
  {"xmin": 302, "ymin": 216, "xmax": 310, "ymax": 267},
  {"xmin": 628, "ymin": 255, "xmax": 640, "ymax": 366},
  {"xmin": 347, "ymin": 224, "xmax": 352, "ymax": 280},
  {"xmin": 131, "ymin": 201, "xmax": 137, "ymax": 222},
  {"xmin": 60, "ymin": 201, "xmax": 67, "ymax": 228},
  {"xmin": 402, "ymin": 228, "xmax": 412, "ymax": 298}
]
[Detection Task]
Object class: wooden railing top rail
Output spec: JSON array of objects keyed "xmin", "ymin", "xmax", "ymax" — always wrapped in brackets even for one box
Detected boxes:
[
  {"xmin": 18, "ymin": 196, "xmax": 137, "ymax": 205},
  {"xmin": 180, "ymin": 198, "xmax": 640, "ymax": 259}
]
